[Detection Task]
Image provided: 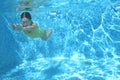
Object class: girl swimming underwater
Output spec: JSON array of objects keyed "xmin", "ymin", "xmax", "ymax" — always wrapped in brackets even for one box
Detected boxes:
[{"xmin": 11, "ymin": 12, "xmax": 52, "ymax": 40}]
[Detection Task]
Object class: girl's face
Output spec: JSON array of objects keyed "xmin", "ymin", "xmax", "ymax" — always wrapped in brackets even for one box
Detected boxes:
[{"xmin": 22, "ymin": 17, "xmax": 31, "ymax": 27}]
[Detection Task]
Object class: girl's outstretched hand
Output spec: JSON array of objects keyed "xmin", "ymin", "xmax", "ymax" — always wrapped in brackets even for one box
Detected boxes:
[{"xmin": 10, "ymin": 24, "xmax": 16, "ymax": 29}]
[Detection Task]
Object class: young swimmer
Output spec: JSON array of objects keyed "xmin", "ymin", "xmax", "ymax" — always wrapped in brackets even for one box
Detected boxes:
[{"xmin": 11, "ymin": 12, "xmax": 52, "ymax": 40}]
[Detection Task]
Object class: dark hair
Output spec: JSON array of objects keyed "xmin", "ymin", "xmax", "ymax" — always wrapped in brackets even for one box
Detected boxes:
[{"xmin": 21, "ymin": 12, "xmax": 32, "ymax": 20}]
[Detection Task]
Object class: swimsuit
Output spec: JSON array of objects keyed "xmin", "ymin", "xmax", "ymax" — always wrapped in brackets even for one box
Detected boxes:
[{"xmin": 23, "ymin": 27, "xmax": 44, "ymax": 38}]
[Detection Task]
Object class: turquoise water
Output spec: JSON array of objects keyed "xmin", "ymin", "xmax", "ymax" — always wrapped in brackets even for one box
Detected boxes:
[{"xmin": 0, "ymin": 0, "xmax": 120, "ymax": 80}]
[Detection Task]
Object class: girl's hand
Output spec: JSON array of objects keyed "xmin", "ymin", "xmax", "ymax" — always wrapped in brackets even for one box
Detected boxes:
[
  {"xmin": 10, "ymin": 24, "xmax": 16, "ymax": 29},
  {"xmin": 10, "ymin": 24, "xmax": 23, "ymax": 30}
]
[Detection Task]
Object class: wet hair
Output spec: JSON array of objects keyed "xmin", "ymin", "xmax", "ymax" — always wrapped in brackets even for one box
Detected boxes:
[{"xmin": 21, "ymin": 12, "xmax": 32, "ymax": 20}]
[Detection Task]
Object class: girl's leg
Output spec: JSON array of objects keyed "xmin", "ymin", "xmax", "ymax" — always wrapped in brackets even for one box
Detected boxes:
[{"xmin": 41, "ymin": 28, "xmax": 52, "ymax": 40}]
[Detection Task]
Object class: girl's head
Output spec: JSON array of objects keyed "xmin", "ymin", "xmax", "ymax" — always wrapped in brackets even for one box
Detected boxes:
[
  {"xmin": 21, "ymin": 12, "xmax": 32, "ymax": 27},
  {"xmin": 21, "ymin": 12, "xmax": 32, "ymax": 20}
]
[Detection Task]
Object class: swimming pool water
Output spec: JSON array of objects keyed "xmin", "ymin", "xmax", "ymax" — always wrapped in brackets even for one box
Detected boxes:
[{"xmin": 0, "ymin": 0, "xmax": 120, "ymax": 80}]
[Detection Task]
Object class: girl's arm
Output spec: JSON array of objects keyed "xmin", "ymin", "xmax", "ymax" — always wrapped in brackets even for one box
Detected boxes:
[
  {"xmin": 11, "ymin": 23, "xmax": 37, "ymax": 31},
  {"xmin": 11, "ymin": 24, "xmax": 23, "ymax": 30},
  {"xmin": 23, "ymin": 23, "xmax": 38, "ymax": 31}
]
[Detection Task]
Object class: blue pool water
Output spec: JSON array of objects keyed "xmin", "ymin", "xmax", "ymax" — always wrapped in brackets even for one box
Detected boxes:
[{"xmin": 0, "ymin": 0, "xmax": 120, "ymax": 80}]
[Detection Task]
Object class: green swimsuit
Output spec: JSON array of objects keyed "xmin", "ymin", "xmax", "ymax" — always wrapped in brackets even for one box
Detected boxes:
[
  {"xmin": 16, "ymin": 24, "xmax": 44, "ymax": 38},
  {"xmin": 23, "ymin": 27, "xmax": 44, "ymax": 38}
]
